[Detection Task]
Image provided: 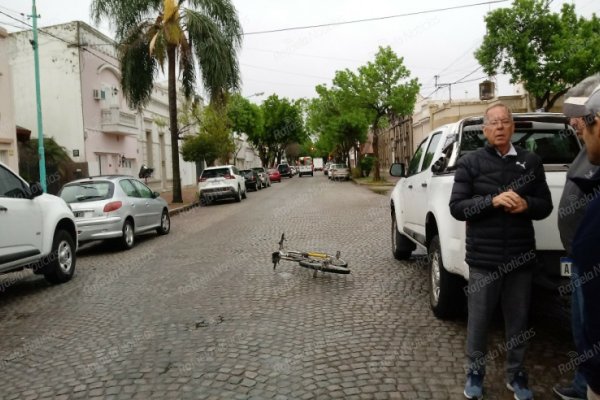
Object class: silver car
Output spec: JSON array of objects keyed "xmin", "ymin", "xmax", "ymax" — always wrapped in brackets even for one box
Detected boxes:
[{"xmin": 59, "ymin": 176, "xmax": 170, "ymax": 249}]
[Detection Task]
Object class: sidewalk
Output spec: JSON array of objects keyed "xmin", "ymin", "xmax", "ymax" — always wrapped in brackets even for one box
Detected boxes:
[{"xmin": 161, "ymin": 185, "xmax": 199, "ymax": 215}]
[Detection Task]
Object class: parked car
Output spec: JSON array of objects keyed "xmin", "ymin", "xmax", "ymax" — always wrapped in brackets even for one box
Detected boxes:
[
  {"xmin": 240, "ymin": 169, "xmax": 261, "ymax": 191},
  {"xmin": 198, "ymin": 165, "xmax": 247, "ymax": 205},
  {"xmin": 268, "ymin": 168, "xmax": 282, "ymax": 183},
  {"xmin": 59, "ymin": 175, "xmax": 170, "ymax": 250},
  {"xmin": 330, "ymin": 163, "xmax": 350, "ymax": 181},
  {"xmin": 0, "ymin": 161, "xmax": 78, "ymax": 284},
  {"xmin": 252, "ymin": 167, "xmax": 271, "ymax": 188},
  {"xmin": 277, "ymin": 163, "xmax": 293, "ymax": 178}
]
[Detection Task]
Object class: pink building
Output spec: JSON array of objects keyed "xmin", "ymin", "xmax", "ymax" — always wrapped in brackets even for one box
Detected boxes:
[{"xmin": 6, "ymin": 21, "xmax": 196, "ymax": 190}]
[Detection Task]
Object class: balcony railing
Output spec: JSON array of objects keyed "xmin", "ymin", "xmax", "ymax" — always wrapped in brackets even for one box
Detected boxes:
[{"xmin": 101, "ymin": 107, "xmax": 138, "ymax": 136}]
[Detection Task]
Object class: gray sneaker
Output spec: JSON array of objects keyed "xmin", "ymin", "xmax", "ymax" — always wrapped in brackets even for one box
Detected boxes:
[
  {"xmin": 464, "ymin": 370, "xmax": 484, "ymax": 399},
  {"xmin": 507, "ymin": 371, "xmax": 533, "ymax": 400}
]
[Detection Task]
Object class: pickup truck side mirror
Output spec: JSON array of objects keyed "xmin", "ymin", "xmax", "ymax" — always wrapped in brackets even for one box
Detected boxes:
[
  {"xmin": 431, "ymin": 156, "xmax": 448, "ymax": 173},
  {"xmin": 389, "ymin": 163, "xmax": 405, "ymax": 177}
]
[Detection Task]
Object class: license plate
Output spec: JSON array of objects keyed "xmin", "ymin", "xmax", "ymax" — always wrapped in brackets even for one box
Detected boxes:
[
  {"xmin": 74, "ymin": 211, "xmax": 93, "ymax": 218},
  {"xmin": 560, "ymin": 257, "xmax": 572, "ymax": 277}
]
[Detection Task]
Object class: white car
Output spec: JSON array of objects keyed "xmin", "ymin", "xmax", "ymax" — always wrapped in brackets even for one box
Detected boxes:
[
  {"xmin": 198, "ymin": 165, "xmax": 247, "ymax": 205},
  {"xmin": 330, "ymin": 164, "xmax": 350, "ymax": 181},
  {"xmin": 0, "ymin": 162, "xmax": 77, "ymax": 284}
]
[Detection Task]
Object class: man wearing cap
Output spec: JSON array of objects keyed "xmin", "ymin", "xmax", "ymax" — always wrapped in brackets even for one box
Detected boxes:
[
  {"xmin": 555, "ymin": 74, "xmax": 600, "ymax": 400},
  {"xmin": 566, "ymin": 86, "xmax": 600, "ymax": 400}
]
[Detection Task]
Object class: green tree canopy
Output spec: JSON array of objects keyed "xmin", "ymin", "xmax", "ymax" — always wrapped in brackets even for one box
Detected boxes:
[
  {"xmin": 261, "ymin": 95, "xmax": 307, "ymax": 166},
  {"xmin": 181, "ymin": 103, "xmax": 234, "ymax": 167},
  {"xmin": 91, "ymin": 0, "xmax": 242, "ymax": 202},
  {"xmin": 332, "ymin": 46, "xmax": 420, "ymax": 180},
  {"xmin": 307, "ymin": 83, "xmax": 370, "ymax": 166},
  {"xmin": 475, "ymin": 0, "xmax": 600, "ymax": 110}
]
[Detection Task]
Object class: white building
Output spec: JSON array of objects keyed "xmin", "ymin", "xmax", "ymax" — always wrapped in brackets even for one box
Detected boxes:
[
  {"xmin": 6, "ymin": 21, "xmax": 197, "ymax": 191},
  {"xmin": 0, "ymin": 27, "xmax": 18, "ymax": 171}
]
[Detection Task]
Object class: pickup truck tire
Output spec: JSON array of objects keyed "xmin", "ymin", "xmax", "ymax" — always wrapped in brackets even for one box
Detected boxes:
[
  {"xmin": 428, "ymin": 235, "xmax": 465, "ymax": 319},
  {"xmin": 44, "ymin": 229, "xmax": 76, "ymax": 284},
  {"xmin": 391, "ymin": 214, "xmax": 414, "ymax": 260}
]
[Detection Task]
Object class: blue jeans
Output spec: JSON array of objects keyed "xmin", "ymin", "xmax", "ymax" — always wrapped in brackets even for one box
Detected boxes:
[{"xmin": 571, "ymin": 267, "xmax": 588, "ymax": 395}]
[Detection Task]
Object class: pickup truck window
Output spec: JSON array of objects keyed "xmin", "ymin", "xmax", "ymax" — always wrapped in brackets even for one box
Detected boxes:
[
  {"xmin": 460, "ymin": 123, "xmax": 579, "ymax": 164},
  {"xmin": 407, "ymin": 138, "xmax": 427, "ymax": 176},
  {"xmin": 421, "ymin": 132, "xmax": 442, "ymax": 172}
]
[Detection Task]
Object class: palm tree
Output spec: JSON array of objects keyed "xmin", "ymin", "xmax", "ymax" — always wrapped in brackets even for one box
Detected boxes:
[{"xmin": 91, "ymin": 0, "xmax": 242, "ymax": 202}]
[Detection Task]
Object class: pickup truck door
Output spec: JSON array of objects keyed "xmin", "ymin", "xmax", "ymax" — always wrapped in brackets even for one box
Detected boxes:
[
  {"xmin": 0, "ymin": 165, "xmax": 43, "ymax": 268},
  {"xmin": 402, "ymin": 132, "xmax": 443, "ymax": 244}
]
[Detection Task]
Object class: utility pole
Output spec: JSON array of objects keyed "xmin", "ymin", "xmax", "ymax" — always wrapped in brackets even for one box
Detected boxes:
[
  {"xmin": 30, "ymin": 0, "xmax": 47, "ymax": 192},
  {"xmin": 434, "ymin": 75, "xmax": 452, "ymax": 102}
]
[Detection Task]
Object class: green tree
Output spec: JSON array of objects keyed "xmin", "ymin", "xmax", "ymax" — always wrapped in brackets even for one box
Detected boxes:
[
  {"xmin": 475, "ymin": 0, "xmax": 600, "ymax": 111},
  {"xmin": 181, "ymin": 103, "xmax": 234, "ymax": 166},
  {"xmin": 335, "ymin": 46, "xmax": 419, "ymax": 180},
  {"xmin": 91, "ymin": 0, "xmax": 242, "ymax": 202},
  {"xmin": 227, "ymin": 94, "xmax": 267, "ymax": 166},
  {"xmin": 261, "ymin": 95, "xmax": 307, "ymax": 166},
  {"xmin": 307, "ymin": 84, "xmax": 370, "ymax": 167}
]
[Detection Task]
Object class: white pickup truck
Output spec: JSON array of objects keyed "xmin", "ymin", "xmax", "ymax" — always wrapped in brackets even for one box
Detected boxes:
[{"xmin": 389, "ymin": 113, "xmax": 581, "ymax": 319}]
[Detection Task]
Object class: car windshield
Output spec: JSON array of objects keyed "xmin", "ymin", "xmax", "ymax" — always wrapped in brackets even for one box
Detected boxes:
[
  {"xmin": 202, "ymin": 168, "xmax": 231, "ymax": 178},
  {"xmin": 59, "ymin": 181, "xmax": 114, "ymax": 203},
  {"xmin": 460, "ymin": 121, "xmax": 580, "ymax": 164}
]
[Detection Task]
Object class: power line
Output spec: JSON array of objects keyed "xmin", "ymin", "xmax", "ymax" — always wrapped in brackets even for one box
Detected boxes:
[{"xmin": 243, "ymin": 0, "xmax": 509, "ymax": 35}]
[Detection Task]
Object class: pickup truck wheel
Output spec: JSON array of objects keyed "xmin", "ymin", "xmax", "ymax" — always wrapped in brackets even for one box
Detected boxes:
[
  {"xmin": 428, "ymin": 235, "xmax": 465, "ymax": 319},
  {"xmin": 391, "ymin": 214, "xmax": 414, "ymax": 260},
  {"xmin": 44, "ymin": 230, "xmax": 76, "ymax": 284}
]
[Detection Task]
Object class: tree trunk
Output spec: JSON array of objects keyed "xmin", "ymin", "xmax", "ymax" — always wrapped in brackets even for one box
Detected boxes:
[
  {"xmin": 168, "ymin": 46, "xmax": 183, "ymax": 203},
  {"xmin": 373, "ymin": 126, "xmax": 381, "ymax": 181}
]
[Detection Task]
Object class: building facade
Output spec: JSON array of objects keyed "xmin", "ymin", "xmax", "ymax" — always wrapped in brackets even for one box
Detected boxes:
[
  {"xmin": 0, "ymin": 27, "xmax": 18, "ymax": 171},
  {"xmin": 7, "ymin": 21, "xmax": 196, "ymax": 191}
]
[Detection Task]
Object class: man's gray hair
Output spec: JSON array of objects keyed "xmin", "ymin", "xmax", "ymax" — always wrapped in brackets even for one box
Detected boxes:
[
  {"xmin": 483, "ymin": 103, "xmax": 513, "ymax": 125},
  {"xmin": 566, "ymin": 74, "xmax": 600, "ymax": 98}
]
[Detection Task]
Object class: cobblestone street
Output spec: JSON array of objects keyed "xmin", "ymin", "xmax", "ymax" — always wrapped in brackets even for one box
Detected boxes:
[{"xmin": 0, "ymin": 174, "xmax": 576, "ymax": 399}]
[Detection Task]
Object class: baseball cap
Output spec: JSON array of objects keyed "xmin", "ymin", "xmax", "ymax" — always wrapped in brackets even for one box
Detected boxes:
[{"xmin": 564, "ymin": 83, "xmax": 600, "ymax": 120}]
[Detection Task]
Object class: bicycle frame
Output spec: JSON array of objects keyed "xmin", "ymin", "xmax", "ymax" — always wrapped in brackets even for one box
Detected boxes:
[{"xmin": 272, "ymin": 234, "xmax": 349, "ymax": 275}]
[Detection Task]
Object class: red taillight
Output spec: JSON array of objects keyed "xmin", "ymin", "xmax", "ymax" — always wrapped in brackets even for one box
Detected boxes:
[
  {"xmin": 224, "ymin": 174, "xmax": 236, "ymax": 179},
  {"xmin": 103, "ymin": 201, "xmax": 122, "ymax": 213}
]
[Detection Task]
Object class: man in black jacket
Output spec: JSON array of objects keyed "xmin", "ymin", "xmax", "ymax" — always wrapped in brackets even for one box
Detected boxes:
[{"xmin": 450, "ymin": 103, "xmax": 553, "ymax": 400}]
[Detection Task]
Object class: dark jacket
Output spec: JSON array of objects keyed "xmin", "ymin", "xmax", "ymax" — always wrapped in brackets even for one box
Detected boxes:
[
  {"xmin": 449, "ymin": 144, "xmax": 553, "ymax": 269},
  {"xmin": 557, "ymin": 148, "xmax": 599, "ymax": 255},
  {"xmin": 571, "ymin": 170, "xmax": 600, "ymax": 394}
]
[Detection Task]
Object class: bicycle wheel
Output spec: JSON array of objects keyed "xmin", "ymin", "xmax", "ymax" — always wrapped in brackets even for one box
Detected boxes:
[{"xmin": 299, "ymin": 257, "xmax": 350, "ymax": 274}]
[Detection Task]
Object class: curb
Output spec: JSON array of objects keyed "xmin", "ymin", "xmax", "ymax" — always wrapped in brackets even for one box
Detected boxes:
[{"xmin": 168, "ymin": 201, "xmax": 200, "ymax": 217}]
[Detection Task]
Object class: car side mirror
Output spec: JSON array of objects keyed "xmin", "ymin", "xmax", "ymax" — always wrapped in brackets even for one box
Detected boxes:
[
  {"xmin": 28, "ymin": 181, "xmax": 44, "ymax": 198},
  {"xmin": 152, "ymin": 191, "xmax": 160, "ymax": 199},
  {"xmin": 389, "ymin": 163, "xmax": 405, "ymax": 177},
  {"xmin": 431, "ymin": 156, "xmax": 447, "ymax": 173}
]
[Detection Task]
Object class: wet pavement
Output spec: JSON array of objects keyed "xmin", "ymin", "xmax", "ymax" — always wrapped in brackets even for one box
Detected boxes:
[{"xmin": 0, "ymin": 173, "xmax": 576, "ymax": 399}]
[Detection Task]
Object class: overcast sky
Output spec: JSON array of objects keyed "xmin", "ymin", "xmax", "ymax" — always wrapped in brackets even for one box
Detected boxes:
[{"xmin": 0, "ymin": 0, "xmax": 597, "ymax": 103}]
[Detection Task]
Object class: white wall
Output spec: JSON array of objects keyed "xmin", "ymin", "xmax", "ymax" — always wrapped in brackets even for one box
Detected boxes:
[
  {"xmin": 8, "ymin": 22, "xmax": 85, "ymax": 161},
  {"xmin": 0, "ymin": 27, "xmax": 18, "ymax": 171}
]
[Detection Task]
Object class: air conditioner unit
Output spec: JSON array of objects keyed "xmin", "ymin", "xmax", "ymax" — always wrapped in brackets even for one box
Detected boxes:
[{"xmin": 92, "ymin": 89, "xmax": 106, "ymax": 100}]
